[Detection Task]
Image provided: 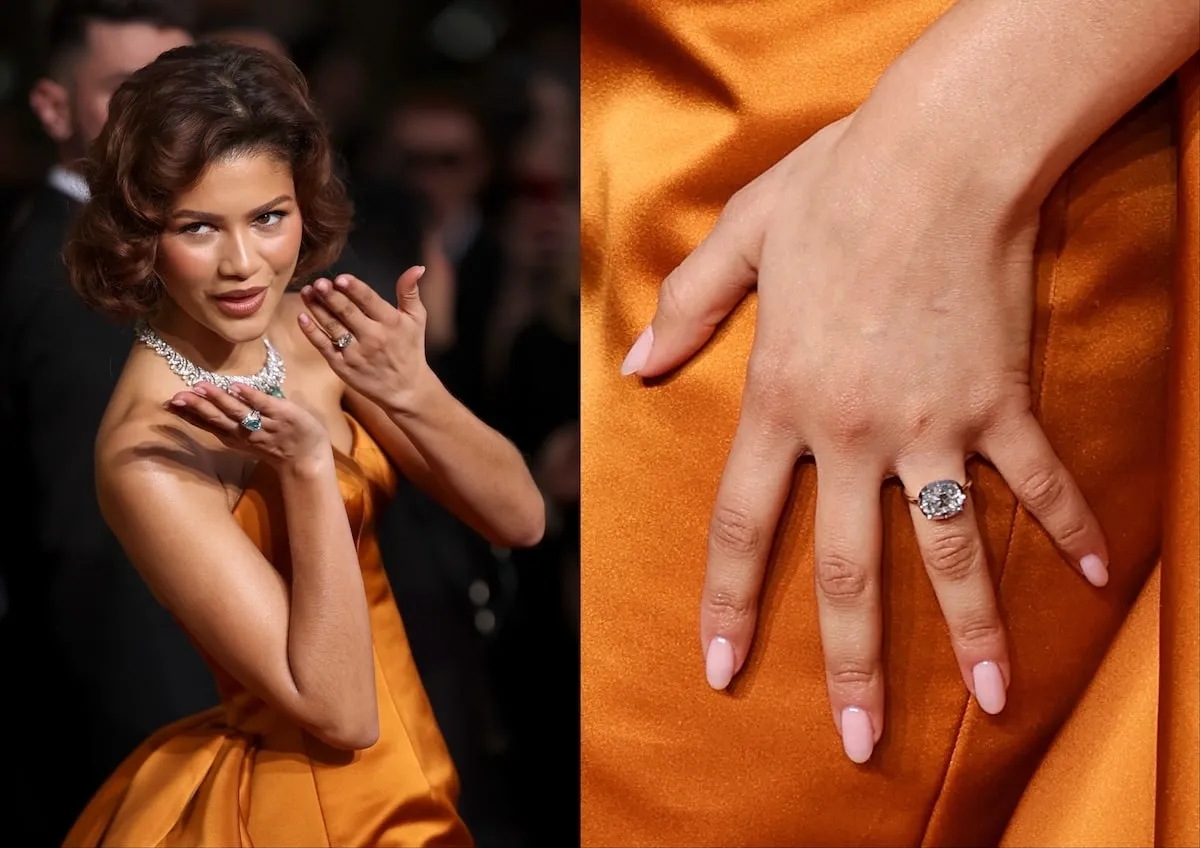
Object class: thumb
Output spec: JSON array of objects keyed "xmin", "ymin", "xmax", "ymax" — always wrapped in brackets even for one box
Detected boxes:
[
  {"xmin": 395, "ymin": 265, "xmax": 426, "ymax": 311},
  {"xmin": 622, "ymin": 194, "xmax": 764, "ymax": 378}
]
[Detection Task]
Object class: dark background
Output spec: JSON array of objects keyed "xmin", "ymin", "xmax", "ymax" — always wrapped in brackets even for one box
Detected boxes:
[{"xmin": 0, "ymin": 1, "xmax": 579, "ymax": 845}]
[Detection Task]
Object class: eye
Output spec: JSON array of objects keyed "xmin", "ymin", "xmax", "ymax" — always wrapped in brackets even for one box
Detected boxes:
[
  {"xmin": 255, "ymin": 210, "xmax": 287, "ymax": 227},
  {"xmin": 179, "ymin": 221, "xmax": 215, "ymax": 235}
]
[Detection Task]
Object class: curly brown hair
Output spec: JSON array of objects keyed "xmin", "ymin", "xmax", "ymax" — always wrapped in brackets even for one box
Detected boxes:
[{"xmin": 67, "ymin": 41, "xmax": 352, "ymax": 319}]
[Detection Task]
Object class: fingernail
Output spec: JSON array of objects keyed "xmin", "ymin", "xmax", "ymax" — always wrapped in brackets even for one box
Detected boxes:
[
  {"xmin": 621, "ymin": 327, "xmax": 653, "ymax": 376},
  {"xmin": 840, "ymin": 707, "xmax": 875, "ymax": 764},
  {"xmin": 298, "ymin": 313, "xmax": 311, "ymax": 326},
  {"xmin": 972, "ymin": 661, "xmax": 1007, "ymax": 715},
  {"xmin": 191, "ymin": 385, "xmax": 206, "ymax": 396},
  {"xmin": 170, "ymin": 398, "xmax": 186, "ymax": 407},
  {"xmin": 334, "ymin": 276, "xmax": 349, "ymax": 288},
  {"xmin": 415, "ymin": 265, "xmax": 427, "ymax": 279},
  {"xmin": 229, "ymin": 384, "xmax": 243, "ymax": 397},
  {"xmin": 315, "ymin": 279, "xmax": 330, "ymax": 293},
  {"xmin": 705, "ymin": 636, "xmax": 734, "ymax": 690},
  {"xmin": 1080, "ymin": 554, "xmax": 1109, "ymax": 587}
]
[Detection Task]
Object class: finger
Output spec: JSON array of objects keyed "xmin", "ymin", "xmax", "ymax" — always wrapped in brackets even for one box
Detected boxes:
[
  {"xmin": 810, "ymin": 457, "xmax": 885, "ymax": 764},
  {"xmin": 898, "ymin": 460, "xmax": 1010, "ymax": 716},
  {"xmin": 167, "ymin": 391, "xmax": 240, "ymax": 434},
  {"xmin": 191, "ymin": 382, "xmax": 254, "ymax": 423},
  {"xmin": 331, "ymin": 272, "xmax": 395, "ymax": 321},
  {"xmin": 393, "ymin": 266, "xmax": 426, "ymax": 313},
  {"xmin": 310, "ymin": 277, "xmax": 370, "ymax": 334},
  {"xmin": 298, "ymin": 311, "xmax": 337, "ymax": 360},
  {"xmin": 227, "ymin": 383, "xmax": 284, "ymax": 417},
  {"xmin": 623, "ymin": 189, "xmax": 767, "ymax": 378},
  {"xmin": 301, "ymin": 286, "xmax": 349, "ymax": 340},
  {"xmin": 700, "ymin": 415, "xmax": 798, "ymax": 692},
  {"xmin": 980, "ymin": 413, "xmax": 1110, "ymax": 587}
]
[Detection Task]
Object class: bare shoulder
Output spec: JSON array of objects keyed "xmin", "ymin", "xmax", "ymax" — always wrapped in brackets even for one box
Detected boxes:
[
  {"xmin": 95, "ymin": 396, "xmax": 224, "ymax": 504},
  {"xmin": 97, "ymin": 349, "xmax": 231, "ymax": 505}
]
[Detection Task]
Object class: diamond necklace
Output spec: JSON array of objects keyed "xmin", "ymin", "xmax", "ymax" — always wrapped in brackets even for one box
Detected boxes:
[{"xmin": 135, "ymin": 320, "xmax": 287, "ymax": 398}]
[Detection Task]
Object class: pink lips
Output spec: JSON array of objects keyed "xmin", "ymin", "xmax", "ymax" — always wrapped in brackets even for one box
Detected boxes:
[{"xmin": 212, "ymin": 286, "xmax": 267, "ymax": 318}]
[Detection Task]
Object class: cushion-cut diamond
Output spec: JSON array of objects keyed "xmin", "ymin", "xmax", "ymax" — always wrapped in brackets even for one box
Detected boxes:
[{"xmin": 917, "ymin": 480, "xmax": 967, "ymax": 520}]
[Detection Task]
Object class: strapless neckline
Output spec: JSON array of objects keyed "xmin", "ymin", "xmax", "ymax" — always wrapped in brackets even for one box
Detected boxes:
[{"xmin": 231, "ymin": 411, "xmax": 366, "ymax": 513}]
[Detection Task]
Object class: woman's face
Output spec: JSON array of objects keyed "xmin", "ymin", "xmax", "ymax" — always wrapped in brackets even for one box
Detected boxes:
[{"xmin": 156, "ymin": 150, "xmax": 303, "ymax": 344}]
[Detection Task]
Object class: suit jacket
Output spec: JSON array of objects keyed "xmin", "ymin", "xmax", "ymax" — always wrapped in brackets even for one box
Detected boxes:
[{"xmin": 0, "ymin": 183, "xmax": 218, "ymax": 844}]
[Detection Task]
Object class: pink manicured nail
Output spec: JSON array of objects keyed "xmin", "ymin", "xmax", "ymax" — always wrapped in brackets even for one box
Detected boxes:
[
  {"xmin": 1080, "ymin": 554, "xmax": 1109, "ymax": 587},
  {"xmin": 621, "ymin": 327, "xmax": 653, "ymax": 376},
  {"xmin": 972, "ymin": 661, "xmax": 1007, "ymax": 715},
  {"xmin": 705, "ymin": 637, "xmax": 734, "ymax": 690},
  {"xmin": 191, "ymin": 385, "xmax": 207, "ymax": 396},
  {"xmin": 840, "ymin": 707, "xmax": 875, "ymax": 764}
]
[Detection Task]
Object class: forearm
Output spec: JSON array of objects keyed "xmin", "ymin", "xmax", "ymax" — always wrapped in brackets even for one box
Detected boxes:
[
  {"xmin": 388, "ymin": 368, "xmax": 546, "ymax": 548},
  {"xmin": 278, "ymin": 453, "xmax": 378, "ymax": 746},
  {"xmin": 848, "ymin": 0, "xmax": 1199, "ymax": 215}
]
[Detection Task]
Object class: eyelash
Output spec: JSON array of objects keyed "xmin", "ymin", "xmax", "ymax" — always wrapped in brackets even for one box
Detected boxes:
[{"xmin": 177, "ymin": 210, "xmax": 288, "ymax": 236}]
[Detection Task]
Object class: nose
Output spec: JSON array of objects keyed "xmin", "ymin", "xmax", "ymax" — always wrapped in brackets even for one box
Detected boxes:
[{"xmin": 218, "ymin": 229, "xmax": 261, "ymax": 280}]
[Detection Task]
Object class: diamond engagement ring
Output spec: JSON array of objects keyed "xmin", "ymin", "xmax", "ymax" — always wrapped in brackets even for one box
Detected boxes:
[
  {"xmin": 905, "ymin": 478, "xmax": 972, "ymax": 521},
  {"xmin": 334, "ymin": 332, "xmax": 354, "ymax": 350},
  {"xmin": 240, "ymin": 409, "xmax": 263, "ymax": 431}
]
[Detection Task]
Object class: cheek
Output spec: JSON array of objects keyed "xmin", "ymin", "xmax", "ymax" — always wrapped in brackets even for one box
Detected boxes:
[
  {"xmin": 157, "ymin": 239, "xmax": 216, "ymax": 299},
  {"xmin": 266, "ymin": 217, "xmax": 304, "ymax": 275}
]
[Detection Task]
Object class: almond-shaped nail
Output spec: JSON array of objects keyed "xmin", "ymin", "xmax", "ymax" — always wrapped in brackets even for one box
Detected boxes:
[
  {"xmin": 840, "ymin": 707, "xmax": 875, "ymax": 764},
  {"xmin": 621, "ymin": 327, "xmax": 653, "ymax": 376},
  {"xmin": 972, "ymin": 660, "xmax": 1007, "ymax": 715},
  {"xmin": 1080, "ymin": 554, "xmax": 1109, "ymax": 587},
  {"xmin": 705, "ymin": 636, "xmax": 734, "ymax": 690}
]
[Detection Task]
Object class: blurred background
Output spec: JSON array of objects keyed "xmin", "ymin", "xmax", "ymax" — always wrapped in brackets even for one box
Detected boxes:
[{"xmin": 0, "ymin": 0, "xmax": 579, "ymax": 845}]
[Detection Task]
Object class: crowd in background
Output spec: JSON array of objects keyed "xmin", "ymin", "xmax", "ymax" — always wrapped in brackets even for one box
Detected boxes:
[{"xmin": 0, "ymin": 1, "xmax": 579, "ymax": 845}]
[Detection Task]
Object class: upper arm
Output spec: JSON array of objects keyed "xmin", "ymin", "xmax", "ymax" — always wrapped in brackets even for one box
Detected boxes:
[
  {"xmin": 97, "ymin": 425, "xmax": 311, "ymax": 728},
  {"xmin": 343, "ymin": 387, "xmax": 493, "ymax": 533}
]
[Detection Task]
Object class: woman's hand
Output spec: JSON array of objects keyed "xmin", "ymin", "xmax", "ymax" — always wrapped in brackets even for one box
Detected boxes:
[
  {"xmin": 623, "ymin": 113, "xmax": 1110, "ymax": 763},
  {"xmin": 299, "ymin": 267, "xmax": 431, "ymax": 412},
  {"xmin": 166, "ymin": 382, "xmax": 331, "ymax": 471}
]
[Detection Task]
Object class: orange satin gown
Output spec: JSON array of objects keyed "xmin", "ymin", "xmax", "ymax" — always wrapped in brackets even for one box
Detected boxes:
[
  {"xmin": 64, "ymin": 415, "xmax": 472, "ymax": 847},
  {"xmin": 580, "ymin": 1, "xmax": 1199, "ymax": 845}
]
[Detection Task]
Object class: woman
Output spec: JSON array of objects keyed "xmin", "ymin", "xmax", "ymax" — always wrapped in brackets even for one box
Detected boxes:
[
  {"xmin": 63, "ymin": 42, "xmax": 543, "ymax": 846},
  {"xmin": 581, "ymin": 0, "xmax": 1197, "ymax": 845}
]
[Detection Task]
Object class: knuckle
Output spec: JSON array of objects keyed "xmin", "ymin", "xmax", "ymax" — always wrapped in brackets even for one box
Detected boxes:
[
  {"xmin": 814, "ymin": 552, "xmax": 869, "ymax": 603},
  {"xmin": 1053, "ymin": 514, "xmax": 1091, "ymax": 549},
  {"xmin": 657, "ymin": 269, "xmax": 690, "ymax": 325},
  {"xmin": 924, "ymin": 531, "xmax": 981, "ymax": 582},
  {"xmin": 814, "ymin": 380, "xmax": 875, "ymax": 447},
  {"xmin": 704, "ymin": 588, "xmax": 755, "ymax": 621},
  {"xmin": 1018, "ymin": 467, "xmax": 1070, "ymax": 515},
  {"xmin": 718, "ymin": 185, "xmax": 758, "ymax": 226},
  {"xmin": 827, "ymin": 663, "xmax": 879, "ymax": 689},
  {"xmin": 950, "ymin": 614, "xmax": 1004, "ymax": 652},
  {"xmin": 709, "ymin": 504, "xmax": 761, "ymax": 559}
]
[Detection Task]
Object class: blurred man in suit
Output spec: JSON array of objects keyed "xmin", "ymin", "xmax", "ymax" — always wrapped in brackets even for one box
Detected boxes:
[{"xmin": 0, "ymin": 3, "xmax": 213, "ymax": 842}]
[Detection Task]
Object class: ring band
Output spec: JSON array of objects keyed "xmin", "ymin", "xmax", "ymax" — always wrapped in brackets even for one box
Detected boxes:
[
  {"xmin": 904, "ymin": 478, "xmax": 971, "ymax": 521},
  {"xmin": 240, "ymin": 409, "xmax": 262, "ymax": 431},
  {"xmin": 333, "ymin": 332, "xmax": 354, "ymax": 350}
]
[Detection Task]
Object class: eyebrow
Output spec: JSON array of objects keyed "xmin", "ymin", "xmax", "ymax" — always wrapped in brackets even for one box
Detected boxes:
[{"xmin": 172, "ymin": 195, "xmax": 293, "ymax": 223}]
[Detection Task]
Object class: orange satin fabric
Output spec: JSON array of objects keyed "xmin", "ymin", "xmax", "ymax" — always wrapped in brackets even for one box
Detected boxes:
[
  {"xmin": 64, "ymin": 415, "xmax": 471, "ymax": 847},
  {"xmin": 580, "ymin": 2, "xmax": 1192, "ymax": 845},
  {"xmin": 1000, "ymin": 58, "xmax": 1200, "ymax": 848}
]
